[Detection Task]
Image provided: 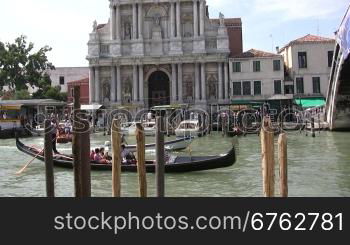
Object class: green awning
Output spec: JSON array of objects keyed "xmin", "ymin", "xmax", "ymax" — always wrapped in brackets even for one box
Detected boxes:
[
  {"xmin": 294, "ymin": 98, "xmax": 326, "ymax": 108},
  {"xmin": 230, "ymin": 100, "xmax": 263, "ymax": 105}
]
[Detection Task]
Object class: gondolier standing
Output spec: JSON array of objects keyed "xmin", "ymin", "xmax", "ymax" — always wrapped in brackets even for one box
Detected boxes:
[{"xmin": 51, "ymin": 119, "xmax": 59, "ymax": 154}]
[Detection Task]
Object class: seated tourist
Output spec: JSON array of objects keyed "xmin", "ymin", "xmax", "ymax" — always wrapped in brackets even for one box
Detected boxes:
[
  {"xmin": 94, "ymin": 148, "xmax": 110, "ymax": 164},
  {"xmin": 93, "ymin": 148, "xmax": 101, "ymax": 162},
  {"xmin": 90, "ymin": 150, "xmax": 95, "ymax": 161},
  {"xmin": 121, "ymin": 145, "xmax": 136, "ymax": 165},
  {"xmin": 104, "ymin": 152, "xmax": 112, "ymax": 161},
  {"xmin": 100, "ymin": 147, "xmax": 105, "ymax": 158}
]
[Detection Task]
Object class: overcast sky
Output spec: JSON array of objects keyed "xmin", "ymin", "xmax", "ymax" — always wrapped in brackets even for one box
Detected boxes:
[{"xmin": 0, "ymin": 0, "xmax": 348, "ymax": 67}]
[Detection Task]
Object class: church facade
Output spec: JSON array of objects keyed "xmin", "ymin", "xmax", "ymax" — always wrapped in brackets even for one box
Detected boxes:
[{"xmin": 87, "ymin": 0, "xmax": 242, "ymax": 109}]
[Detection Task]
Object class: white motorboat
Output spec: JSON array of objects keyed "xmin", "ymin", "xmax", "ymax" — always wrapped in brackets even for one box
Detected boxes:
[
  {"xmin": 175, "ymin": 120, "xmax": 202, "ymax": 137},
  {"xmin": 121, "ymin": 121, "xmax": 156, "ymax": 136}
]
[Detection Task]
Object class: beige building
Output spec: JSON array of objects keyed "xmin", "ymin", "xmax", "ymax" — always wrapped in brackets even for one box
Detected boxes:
[
  {"xmin": 278, "ymin": 34, "xmax": 335, "ymax": 97},
  {"xmin": 48, "ymin": 67, "xmax": 89, "ymax": 93},
  {"xmin": 87, "ymin": 0, "xmax": 243, "ymax": 109},
  {"xmin": 229, "ymin": 49, "xmax": 285, "ymax": 101}
]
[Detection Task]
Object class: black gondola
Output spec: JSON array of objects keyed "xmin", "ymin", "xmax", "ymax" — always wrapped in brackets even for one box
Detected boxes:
[{"xmin": 16, "ymin": 137, "xmax": 236, "ymax": 173}]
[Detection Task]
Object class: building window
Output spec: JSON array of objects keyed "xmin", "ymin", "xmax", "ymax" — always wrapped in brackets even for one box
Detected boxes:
[
  {"xmin": 59, "ymin": 76, "xmax": 65, "ymax": 85},
  {"xmin": 328, "ymin": 51, "xmax": 334, "ymax": 67},
  {"xmin": 296, "ymin": 77, "xmax": 304, "ymax": 94},
  {"xmin": 243, "ymin": 81, "xmax": 251, "ymax": 95},
  {"xmin": 285, "ymin": 85, "xmax": 294, "ymax": 94},
  {"xmin": 273, "ymin": 60, "xmax": 281, "ymax": 71},
  {"xmin": 232, "ymin": 62, "xmax": 241, "ymax": 72},
  {"xmin": 313, "ymin": 77, "xmax": 321, "ymax": 94},
  {"xmin": 253, "ymin": 61, "xmax": 261, "ymax": 72},
  {"xmin": 232, "ymin": 82, "xmax": 242, "ymax": 96},
  {"xmin": 274, "ymin": 80, "xmax": 282, "ymax": 94},
  {"xmin": 298, "ymin": 52, "xmax": 307, "ymax": 68},
  {"xmin": 254, "ymin": 81, "xmax": 261, "ymax": 95},
  {"xmin": 71, "ymin": 88, "xmax": 74, "ymax": 97}
]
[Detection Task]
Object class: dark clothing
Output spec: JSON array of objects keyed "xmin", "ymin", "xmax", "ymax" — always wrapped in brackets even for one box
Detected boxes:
[{"xmin": 52, "ymin": 133, "xmax": 59, "ymax": 154}]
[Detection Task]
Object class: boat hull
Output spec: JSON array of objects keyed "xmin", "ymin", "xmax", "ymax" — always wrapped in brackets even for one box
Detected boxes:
[{"xmin": 16, "ymin": 138, "xmax": 236, "ymax": 173}]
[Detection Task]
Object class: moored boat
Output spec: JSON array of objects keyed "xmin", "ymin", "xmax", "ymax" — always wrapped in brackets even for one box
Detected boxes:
[
  {"xmin": 175, "ymin": 120, "xmax": 203, "ymax": 137},
  {"xmin": 16, "ymin": 137, "xmax": 236, "ymax": 173},
  {"xmin": 121, "ymin": 121, "xmax": 156, "ymax": 136}
]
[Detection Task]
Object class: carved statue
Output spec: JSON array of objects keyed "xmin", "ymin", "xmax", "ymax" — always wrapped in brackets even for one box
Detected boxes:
[
  {"xmin": 155, "ymin": 15, "xmax": 161, "ymax": 26},
  {"xmin": 124, "ymin": 22, "xmax": 132, "ymax": 40},
  {"xmin": 219, "ymin": 12, "xmax": 225, "ymax": 26},
  {"xmin": 93, "ymin": 20, "xmax": 98, "ymax": 32}
]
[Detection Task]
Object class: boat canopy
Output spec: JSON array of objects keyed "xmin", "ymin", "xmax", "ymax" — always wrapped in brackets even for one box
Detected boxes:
[
  {"xmin": 81, "ymin": 104, "xmax": 103, "ymax": 110},
  {"xmin": 151, "ymin": 104, "xmax": 189, "ymax": 110},
  {"xmin": 294, "ymin": 98, "xmax": 326, "ymax": 108},
  {"xmin": 0, "ymin": 104, "xmax": 22, "ymax": 110}
]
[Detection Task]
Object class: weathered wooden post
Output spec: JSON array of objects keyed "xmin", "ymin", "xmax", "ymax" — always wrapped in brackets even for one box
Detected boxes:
[
  {"xmin": 311, "ymin": 117, "xmax": 316, "ymax": 138},
  {"xmin": 278, "ymin": 133, "xmax": 288, "ymax": 197},
  {"xmin": 136, "ymin": 123, "xmax": 147, "ymax": 197},
  {"xmin": 156, "ymin": 117, "xmax": 165, "ymax": 197},
  {"xmin": 111, "ymin": 119, "xmax": 122, "ymax": 197},
  {"xmin": 80, "ymin": 119, "xmax": 91, "ymax": 197},
  {"xmin": 261, "ymin": 116, "xmax": 275, "ymax": 197},
  {"xmin": 72, "ymin": 86, "xmax": 82, "ymax": 197},
  {"xmin": 44, "ymin": 119, "xmax": 55, "ymax": 197},
  {"xmin": 318, "ymin": 113, "xmax": 321, "ymax": 133}
]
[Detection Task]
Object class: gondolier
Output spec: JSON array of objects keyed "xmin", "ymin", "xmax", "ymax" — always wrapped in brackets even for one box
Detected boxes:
[{"xmin": 51, "ymin": 119, "xmax": 59, "ymax": 154}]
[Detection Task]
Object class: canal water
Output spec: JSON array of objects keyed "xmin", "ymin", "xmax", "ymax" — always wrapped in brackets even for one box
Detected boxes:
[{"xmin": 1, "ymin": 131, "xmax": 350, "ymax": 197}]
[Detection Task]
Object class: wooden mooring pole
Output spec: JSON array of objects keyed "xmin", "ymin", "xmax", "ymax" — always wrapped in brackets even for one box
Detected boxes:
[
  {"xmin": 156, "ymin": 117, "xmax": 165, "ymax": 197},
  {"xmin": 278, "ymin": 133, "xmax": 288, "ymax": 197},
  {"xmin": 111, "ymin": 119, "xmax": 122, "ymax": 197},
  {"xmin": 261, "ymin": 117, "xmax": 275, "ymax": 197},
  {"xmin": 136, "ymin": 123, "xmax": 147, "ymax": 197},
  {"xmin": 311, "ymin": 117, "xmax": 316, "ymax": 138},
  {"xmin": 44, "ymin": 119, "xmax": 55, "ymax": 197},
  {"xmin": 80, "ymin": 119, "xmax": 91, "ymax": 197},
  {"xmin": 72, "ymin": 86, "xmax": 82, "ymax": 197},
  {"xmin": 72, "ymin": 86, "xmax": 91, "ymax": 197}
]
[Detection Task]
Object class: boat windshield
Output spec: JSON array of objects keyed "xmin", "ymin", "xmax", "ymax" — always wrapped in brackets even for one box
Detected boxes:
[{"xmin": 179, "ymin": 123, "xmax": 196, "ymax": 129}]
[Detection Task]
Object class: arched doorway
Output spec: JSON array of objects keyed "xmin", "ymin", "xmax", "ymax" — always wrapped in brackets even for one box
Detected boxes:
[{"xmin": 148, "ymin": 71, "xmax": 170, "ymax": 108}]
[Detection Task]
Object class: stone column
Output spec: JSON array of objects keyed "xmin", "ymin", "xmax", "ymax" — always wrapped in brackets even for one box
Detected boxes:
[
  {"xmin": 201, "ymin": 62, "xmax": 206, "ymax": 101},
  {"xmin": 176, "ymin": 1, "xmax": 182, "ymax": 38},
  {"xmin": 199, "ymin": 0, "xmax": 205, "ymax": 36},
  {"xmin": 195, "ymin": 63, "xmax": 200, "ymax": 101},
  {"xmin": 89, "ymin": 67, "xmax": 95, "ymax": 104},
  {"xmin": 116, "ymin": 4, "xmax": 121, "ymax": 40},
  {"xmin": 132, "ymin": 3, "xmax": 137, "ymax": 40},
  {"xmin": 224, "ymin": 62, "xmax": 229, "ymax": 100},
  {"xmin": 193, "ymin": 0, "xmax": 198, "ymax": 37},
  {"xmin": 138, "ymin": 3, "xmax": 143, "ymax": 39},
  {"xmin": 95, "ymin": 67, "xmax": 100, "ymax": 103},
  {"xmin": 116, "ymin": 65, "xmax": 122, "ymax": 103},
  {"xmin": 110, "ymin": 4, "xmax": 116, "ymax": 40},
  {"xmin": 177, "ymin": 63, "xmax": 183, "ymax": 102},
  {"xmin": 111, "ymin": 66, "xmax": 116, "ymax": 102},
  {"xmin": 171, "ymin": 63, "xmax": 177, "ymax": 102},
  {"xmin": 218, "ymin": 62, "xmax": 223, "ymax": 100},
  {"xmin": 133, "ymin": 65, "xmax": 138, "ymax": 102},
  {"xmin": 170, "ymin": 2, "xmax": 176, "ymax": 38},
  {"xmin": 139, "ymin": 65, "xmax": 144, "ymax": 103}
]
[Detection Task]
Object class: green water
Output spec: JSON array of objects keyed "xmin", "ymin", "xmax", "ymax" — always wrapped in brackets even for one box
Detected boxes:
[{"xmin": 1, "ymin": 131, "xmax": 350, "ymax": 197}]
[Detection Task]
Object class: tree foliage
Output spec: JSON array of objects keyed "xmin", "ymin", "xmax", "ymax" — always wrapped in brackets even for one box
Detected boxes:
[{"xmin": 0, "ymin": 35, "xmax": 55, "ymax": 91}]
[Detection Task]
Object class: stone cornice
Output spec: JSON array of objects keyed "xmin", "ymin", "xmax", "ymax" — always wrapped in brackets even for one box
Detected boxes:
[
  {"xmin": 111, "ymin": 0, "xmax": 200, "ymax": 6},
  {"xmin": 87, "ymin": 52, "xmax": 228, "ymax": 66}
]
